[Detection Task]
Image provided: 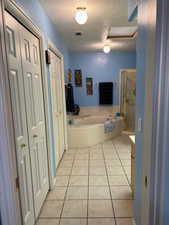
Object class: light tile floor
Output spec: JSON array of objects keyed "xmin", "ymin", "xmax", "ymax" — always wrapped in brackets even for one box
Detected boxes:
[{"xmin": 37, "ymin": 135, "xmax": 134, "ymax": 225}]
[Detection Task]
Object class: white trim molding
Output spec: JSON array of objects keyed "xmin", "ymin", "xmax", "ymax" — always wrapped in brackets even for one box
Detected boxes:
[
  {"xmin": 48, "ymin": 40, "xmax": 63, "ymax": 59},
  {"xmin": 47, "ymin": 40, "xmax": 68, "ymax": 188},
  {"xmin": 0, "ymin": 1, "xmax": 22, "ymax": 225},
  {"xmin": 4, "ymin": 0, "xmax": 42, "ymax": 37},
  {"xmin": 119, "ymin": 69, "xmax": 136, "ymax": 113},
  {"xmin": 48, "ymin": 40, "xmax": 68, "ymax": 152},
  {"xmin": 150, "ymin": 0, "xmax": 169, "ymax": 225}
]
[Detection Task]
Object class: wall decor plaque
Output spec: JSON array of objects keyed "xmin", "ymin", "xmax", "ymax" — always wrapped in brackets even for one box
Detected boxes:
[
  {"xmin": 86, "ymin": 77, "xmax": 93, "ymax": 95},
  {"xmin": 75, "ymin": 69, "xmax": 82, "ymax": 87},
  {"xmin": 68, "ymin": 69, "xmax": 72, "ymax": 83}
]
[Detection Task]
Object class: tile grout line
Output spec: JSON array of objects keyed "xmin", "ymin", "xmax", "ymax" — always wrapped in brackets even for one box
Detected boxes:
[
  {"xmin": 112, "ymin": 141, "xmax": 131, "ymax": 188},
  {"xmin": 87, "ymin": 147, "xmax": 90, "ymax": 225},
  {"xmin": 101, "ymin": 142, "xmax": 117, "ymax": 225},
  {"xmin": 113, "ymin": 138, "xmax": 134, "ymax": 223},
  {"xmin": 38, "ymin": 152, "xmax": 76, "ymax": 222},
  {"xmin": 58, "ymin": 150, "xmax": 77, "ymax": 224},
  {"xmin": 111, "ymin": 139, "xmax": 129, "ymax": 225}
]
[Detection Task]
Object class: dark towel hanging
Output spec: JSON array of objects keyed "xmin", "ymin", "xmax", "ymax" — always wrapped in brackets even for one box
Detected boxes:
[
  {"xmin": 99, "ymin": 82, "xmax": 113, "ymax": 105},
  {"xmin": 65, "ymin": 83, "xmax": 75, "ymax": 112}
]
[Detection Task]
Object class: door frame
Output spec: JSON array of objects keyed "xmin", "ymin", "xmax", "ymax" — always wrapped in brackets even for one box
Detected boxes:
[
  {"xmin": 148, "ymin": 0, "xmax": 169, "ymax": 224},
  {"xmin": 119, "ymin": 69, "xmax": 136, "ymax": 113},
  {"xmin": 136, "ymin": 0, "xmax": 169, "ymax": 224},
  {"xmin": 48, "ymin": 40, "xmax": 68, "ymax": 178},
  {"xmin": 48, "ymin": 40, "xmax": 68, "ymax": 152},
  {"xmin": 0, "ymin": 1, "xmax": 22, "ymax": 224},
  {"xmin": 0, "ymin": 1, "xmax": 22, "ymax": 225},
  {"xmin": 136, "ymin": 0, "xmax": 157, "ymax": 224},
  {"xmin": 0, "ymin": 1, "xmax": 53, "ymax": 224}
]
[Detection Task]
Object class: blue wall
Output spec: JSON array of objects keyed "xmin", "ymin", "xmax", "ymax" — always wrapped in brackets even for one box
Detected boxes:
[
  {"xmin": 69, "ymin": 51, "xmax": 136, "ymax": 106},
  {"xmin": 13, "ymin": 0, "xmax": 69, "ymax": 178}
]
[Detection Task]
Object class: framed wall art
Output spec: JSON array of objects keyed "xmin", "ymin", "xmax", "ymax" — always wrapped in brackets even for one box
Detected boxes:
[
  {"xmin": 75, "ymin": 69, "xmax": 82, "ymax": 87},
  {"xmin": 68, "ymin": 69, "xmax": 72, "ymax": 83},
  {"xmin": 86, "ymin": 77, "xmax": 93, "ymax": 95}
]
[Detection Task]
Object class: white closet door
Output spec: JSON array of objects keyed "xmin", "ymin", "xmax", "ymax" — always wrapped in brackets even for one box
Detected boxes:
[
  {"xmin": 5, "ymin": 12, "xmax": 35, "ymax": 225},
  {"xmin": 49, "ymin": 50, "xmax": 65, "ymax": 165},
  {"xmin": 19, "ymin": 24, "xmax": 49, "ymax": 217}
]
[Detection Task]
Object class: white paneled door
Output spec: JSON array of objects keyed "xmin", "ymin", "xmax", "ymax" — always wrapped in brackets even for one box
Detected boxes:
[
  {"xmin": 19, "ymin": 21, "xmax": 49, "ymax": 218},
  {"xmin": 49, "ymin": 50, "xmax": 65, "ymax": 167},
  {"xmin": 5, "ymin": 12, "xmax": 35, "ymax": 225},
  {"xmin": 5, "ymin": 12, "xmax": 49, "ymax": 225}
]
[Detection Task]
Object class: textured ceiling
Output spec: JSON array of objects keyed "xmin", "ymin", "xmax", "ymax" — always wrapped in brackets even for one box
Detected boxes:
[{"xmin": 39, "ymin": 0, "xmax": 137, "ymax": 52}]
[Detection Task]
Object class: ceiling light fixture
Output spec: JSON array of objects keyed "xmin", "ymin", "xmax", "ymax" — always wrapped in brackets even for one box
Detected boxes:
[
  {"xmin": 75, "ymin": 7, "xmax": 88, "ymax": 25},
  {"xmin": 103, "ymin": 45, "xmax": 111, "ymax": 54}
]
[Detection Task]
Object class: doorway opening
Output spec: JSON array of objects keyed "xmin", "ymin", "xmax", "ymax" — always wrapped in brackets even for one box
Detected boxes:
[{"xmin": 119, "ymin": 70, "xmax": 136, "ymax": 134}]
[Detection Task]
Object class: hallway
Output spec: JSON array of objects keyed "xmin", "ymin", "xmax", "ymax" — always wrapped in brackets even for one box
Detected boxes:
[{"xmin": 37, "ymin": 135, "xmax": 133, "ymax": 225}]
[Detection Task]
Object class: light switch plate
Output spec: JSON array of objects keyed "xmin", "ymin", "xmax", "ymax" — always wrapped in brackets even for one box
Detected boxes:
[{"xmin": 137, "ymin": 118, "xmax": 142, "ymax": 132}]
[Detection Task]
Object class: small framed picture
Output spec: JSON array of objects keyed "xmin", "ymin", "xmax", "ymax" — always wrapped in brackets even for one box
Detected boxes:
[
  {"xmin": 75, "ymin": 70, "xmax": 82, "ymax": 87},
  {"xmin": 86, "ymin": 77, "xmax": 93, "ymax": 95}
]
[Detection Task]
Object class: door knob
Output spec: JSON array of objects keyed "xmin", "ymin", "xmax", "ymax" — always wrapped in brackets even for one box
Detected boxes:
[
  {"xmin": 33, "ymin": 134, "xmax": 38, "ymax": 138},
  {"xmin": 21, "ymin": 144, "xmax": 26, "ymax": 148}
]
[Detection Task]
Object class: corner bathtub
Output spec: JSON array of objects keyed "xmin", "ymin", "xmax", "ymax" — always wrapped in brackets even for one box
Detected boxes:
[{"xmin": 68, "ymin": 116, "xmax": 124, "ymax": 148}]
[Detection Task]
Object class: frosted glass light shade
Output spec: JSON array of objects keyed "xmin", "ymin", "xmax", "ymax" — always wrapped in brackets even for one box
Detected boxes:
[
  {"xmin": 103, "ymin": 45, "xmax": 111, "ymax": 53},
  {"xmin": 75, "ymin": 10, "xmax": 88, "ymax": 25}
]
